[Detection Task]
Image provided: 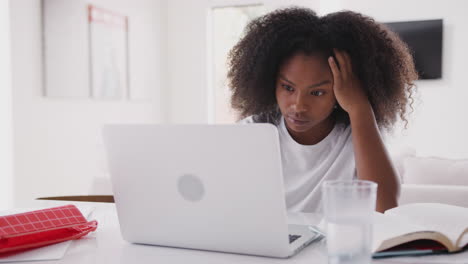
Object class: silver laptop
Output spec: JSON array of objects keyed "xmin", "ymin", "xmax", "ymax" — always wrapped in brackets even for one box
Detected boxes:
[{"xmin": 103, "ymin": 124, "xmax": 323, "ymax": 258}]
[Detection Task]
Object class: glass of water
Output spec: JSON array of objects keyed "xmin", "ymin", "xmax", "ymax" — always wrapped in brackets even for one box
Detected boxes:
[{"xmin": 322, "ymin": 180, "xmax": 377, "ymax": 264}]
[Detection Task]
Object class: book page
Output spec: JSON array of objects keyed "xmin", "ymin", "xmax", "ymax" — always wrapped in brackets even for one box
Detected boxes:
[
  {"xmin": 385, "ymin": 203, "xmax": 468, "ymax": 248},
  {"xmin": 372, "ymin": 212, "xmax": 441, "ymax": 252},
  {"xmin": 458, "ymin": 229, "xmax": 468, "ymax": 248}
]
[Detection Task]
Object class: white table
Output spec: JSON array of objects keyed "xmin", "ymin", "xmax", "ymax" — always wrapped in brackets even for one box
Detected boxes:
[{"xmin": 4, "ymin": 201, "xmax": 464, "ymax": 264}]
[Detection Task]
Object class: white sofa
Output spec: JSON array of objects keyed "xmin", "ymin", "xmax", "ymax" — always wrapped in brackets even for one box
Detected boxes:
[
  {"xmin": 394, "ymin": 150, "xmax": 468, "ymax": 208},
  {"xmin": 91, "ymin": 149, "xmax": 468, "ymax": 208}
]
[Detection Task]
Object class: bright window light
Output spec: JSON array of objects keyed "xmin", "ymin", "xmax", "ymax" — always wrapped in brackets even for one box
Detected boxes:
[{"xmin": 210, "ymin": 5, "xmax": 264, "ymax": 124}]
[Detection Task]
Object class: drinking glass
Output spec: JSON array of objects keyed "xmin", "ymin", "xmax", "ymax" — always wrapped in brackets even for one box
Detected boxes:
[{"xmin": 322, "ymin": 180, "xmax": 377, "ymax": 264}]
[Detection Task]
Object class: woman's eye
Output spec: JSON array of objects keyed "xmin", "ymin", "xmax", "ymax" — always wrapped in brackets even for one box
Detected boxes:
[
  {"xmin": 311, "ymin": 91, "xmax": 325, "ymax": 96},
  {"xmin": 282, "ymin": 84, "xmax": 294, "ymax": 92}
]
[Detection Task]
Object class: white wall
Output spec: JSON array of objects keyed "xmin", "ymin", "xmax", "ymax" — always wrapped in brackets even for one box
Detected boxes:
[
  {"xmin": 167, "ymin": 0, "xmax": 468, "ymax": 159},
  {"xmin": 10, "ymin": 0, "xmax": 168, "ymax": 206},
  {"xmin": 0, "ymin": 0, "xmax": 13, "ymax": 210},
  {"xmin": 167, "ymin": 0, "xmax": 208, "ymax": 123}
]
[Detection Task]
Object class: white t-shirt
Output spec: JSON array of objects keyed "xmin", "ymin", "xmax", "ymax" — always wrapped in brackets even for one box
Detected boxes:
[{"xmin": 240, "ymin": 116, "xmax": 356, "ymax": 213}]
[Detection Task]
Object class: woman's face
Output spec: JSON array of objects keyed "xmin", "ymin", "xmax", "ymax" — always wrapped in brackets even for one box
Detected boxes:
[{"xmin": 275, "ymin": 52, "xmax": 337, "ymax": 135}]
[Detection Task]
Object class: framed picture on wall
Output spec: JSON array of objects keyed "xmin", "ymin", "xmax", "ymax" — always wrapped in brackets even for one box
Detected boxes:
[{"xmin": 88, "ymin": 5, "xmax": 129, "ymax": 100}]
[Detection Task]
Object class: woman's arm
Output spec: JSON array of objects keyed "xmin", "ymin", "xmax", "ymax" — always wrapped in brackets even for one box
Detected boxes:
[
  {"xmin": 329, "ymin": 50, "xmax": 400, "ymax": 212},
  {"xmin": 349, "ymin": 103, "xmax": 400, "ymax": 212}
]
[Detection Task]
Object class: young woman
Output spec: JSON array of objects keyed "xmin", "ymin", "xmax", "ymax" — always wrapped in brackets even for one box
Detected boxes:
[{"xmin": 227, "ymin": 7, "xmax": 418, "ymax": 213}]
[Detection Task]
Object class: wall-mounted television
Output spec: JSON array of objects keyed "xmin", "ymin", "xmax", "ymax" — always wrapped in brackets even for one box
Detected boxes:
[{"xmin": 385, "ymin": 19, "xmax": 443, "ymax": 80}]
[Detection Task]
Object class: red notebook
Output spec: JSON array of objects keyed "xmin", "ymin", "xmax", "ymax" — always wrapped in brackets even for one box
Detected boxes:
[{"xmin": 0, "ymin": 205, "xmax": 98, "ymax": 254}]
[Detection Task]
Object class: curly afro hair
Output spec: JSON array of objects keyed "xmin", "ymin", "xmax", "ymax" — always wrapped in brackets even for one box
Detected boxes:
[{"xmin": 227, "ymin": 7, "xmax": 418, "ymax": 130}]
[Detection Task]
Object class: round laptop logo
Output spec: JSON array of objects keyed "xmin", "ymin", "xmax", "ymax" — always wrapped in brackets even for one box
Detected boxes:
[{"xmin": 177, "ymin": 174, "xmax": 205, "ymax": 202}]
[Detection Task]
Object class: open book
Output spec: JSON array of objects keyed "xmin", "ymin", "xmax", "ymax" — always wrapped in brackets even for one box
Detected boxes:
[{"xmin": 372, "ymin": 203, "xmax": 468, "ymax": 258}]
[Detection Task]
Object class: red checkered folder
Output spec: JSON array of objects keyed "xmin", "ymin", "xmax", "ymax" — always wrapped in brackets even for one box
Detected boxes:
[{"xmin": 0, "ymin": 205, "xmax": 98, "ymax": 254}]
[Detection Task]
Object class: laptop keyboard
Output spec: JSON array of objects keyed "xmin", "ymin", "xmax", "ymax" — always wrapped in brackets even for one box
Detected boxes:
[{"xmin": 289, "ymin": 234, "xmax": 301, "ymax": 244}]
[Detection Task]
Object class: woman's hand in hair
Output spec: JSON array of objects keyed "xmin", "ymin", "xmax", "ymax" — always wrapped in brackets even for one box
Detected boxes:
[{"xmin": 328, "ymin": 49, "xmax": 370, "ymax": 115}]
